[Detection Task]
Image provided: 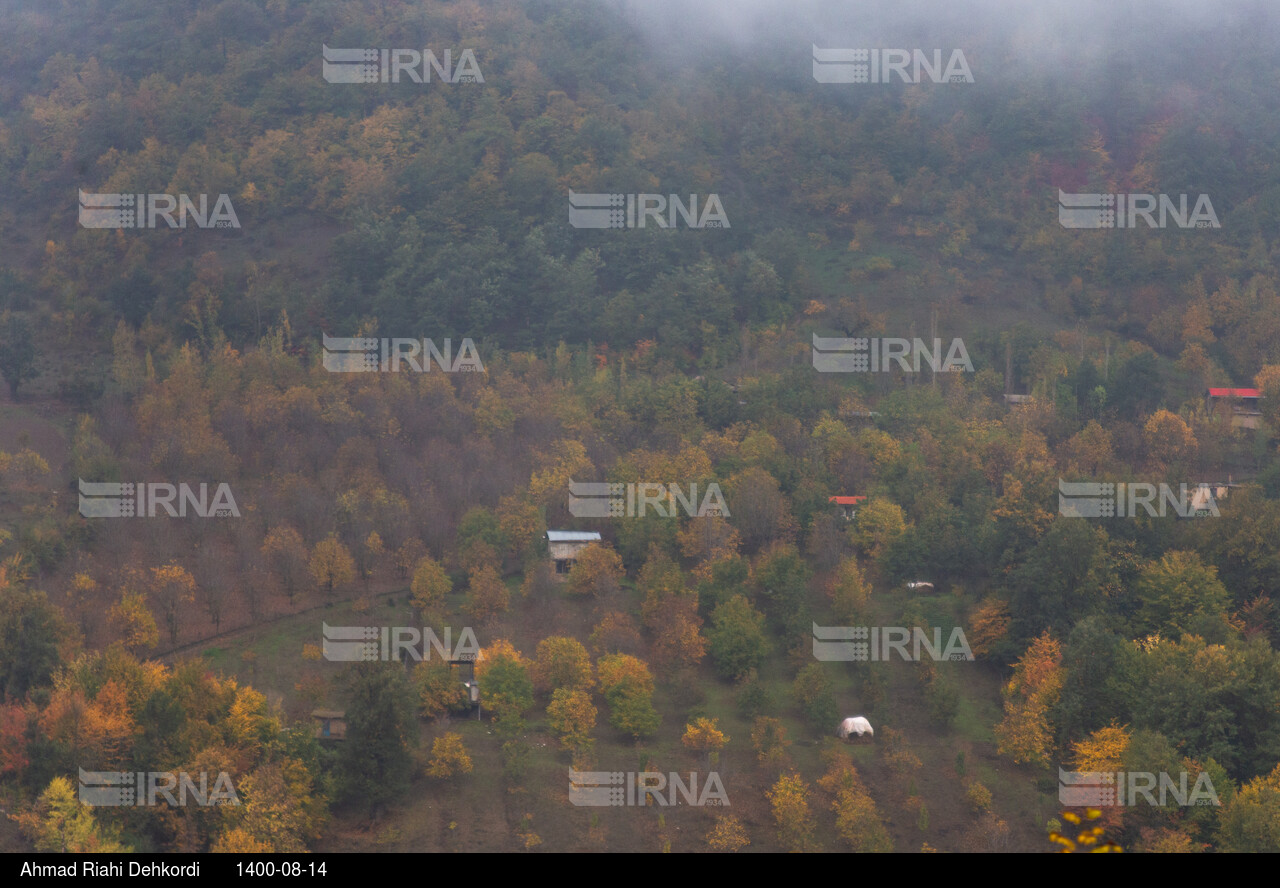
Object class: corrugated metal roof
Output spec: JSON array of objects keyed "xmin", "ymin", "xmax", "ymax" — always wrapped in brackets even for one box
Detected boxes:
[
  {"xmin": 1207, "ymin": 388, "xmax": 1261, "ymax": 398},
  {"xmin": 547, "ymin": 530, "xmax": 602, "ymax": 542}
]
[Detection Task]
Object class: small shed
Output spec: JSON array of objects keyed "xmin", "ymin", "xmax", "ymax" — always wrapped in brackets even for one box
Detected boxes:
[
  {"xmin": 829, "ymin": 495, "xmax": 866, "ymax": 521},
  {"xmin": 1206, "ymin": 388, "xmax": 1262, "ymax": 429},
  {"xmin": 547, "ymin": 530, "xmax": 602, "ymax": 577},
  {"xmin": 312, "ymin": 709, "xmax": 347, "ymax": 741}
]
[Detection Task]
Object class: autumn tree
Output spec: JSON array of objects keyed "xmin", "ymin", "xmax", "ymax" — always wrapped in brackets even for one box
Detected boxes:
[
  {"xmin": 18, "ymin": 776, "xmax": 128, "ymax": 852},
  {"xmin": 497, "ymin": 493, "xmax": 544, "ymax": 564},
  {"xmin": 967, "ymin": 597, "xmax": 1012, "ymax": 660},
  {"xmin": 310, "ymin": 536, "xmax": 355, "ymax": 600},
  {"xmin": 828, "ymin": 555, "xmax": 871, "ymax": 624},
  {"xmin": 768, "ymin": 772, "xmax": 818, "ymax": 852},
  {"xmin": 414, "ymin": 660, "xmax": 468, "ymax": 719},
  {"xmin": 1071, "ymin": 722, "xmax": 1130, "ymax": 773},
  {"xmin": 222, "ymin": 759, "xmax": 327, "ymax": 852},
  {"xmin": 598, "ymin": 653, "xmax": 659, "ymax": 739},
  {"xmin": 148, "ymin": 563, "xmax": 197, "ymax": 647},
  {"xmin": 681, "ymin": 717, "xmax": 729, "ymax": 751},
  {"xmin": 751, "ymin": 716, "xmax": 791, "ymax": 767},
  {"xmin": 464, "ymin": 564, "xmax": 510, "ymax": 625},
  {"xmin": 261, "ymin": 525, "xmax": 308, "ymax": 605},
  {"xmin": 727, "ymin": 466, "xmax": 795, "ymax": 552},
  {"xmin": 1218, "ymin": 764, "xmax": 1280, "ymax": 852},
  {"xmin": 1141, "ymin": 409, "xmax": 1198, "ymax": 473},
  {"xmin": 426, "ymin": 733, "xmax": 473, "ymax": 779},
  {"xmin": 994, "ymin": 631, "xmax": 1064, "ymax": 766},
  {"xmin": 567, "ymin": 542, "xmax": 624, "ymax": 598},
  {"xmin": 706, "ymin": 814, "xmax": 750, "ymax": 852},
  {"xmin": 588, "ymin": 610, "xmax": 643, "ymax": 657},
  {"xmin": 819, "ymin": 752, "xmax": 892, "ymax": 853},
  {"xmin": 410, "ymin": 556, "xmax": 452, "ymax": 622},
  {"xmin": 546, "ymin": 688, "xmax": 596, "ymax": 752},
  {"xmin": 1061, "ymin": 420, "xmax": 1114, "ymax": 476},
  {"xmin": 678, "ymin": 515, "xmax": 742, "ymax": 566},
  {"xmin": 848, "ymin": 498, "xmax": 907, "ymax": 563},
  {"xmin": 394, "ymin": 538, "xmax": 427, "ymax": 581},
  {"xmin": 476, "ymin": 641, "xmax": 534, "ymax": 726},
  {"xmin": 531, "ymin": 636, "xmax": 594, "ymax": 695}
]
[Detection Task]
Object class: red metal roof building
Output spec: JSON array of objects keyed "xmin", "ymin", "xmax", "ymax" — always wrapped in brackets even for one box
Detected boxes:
[{"xmin": 1206, "ymin": 388, "xmax": 1263, "ymax": 429}]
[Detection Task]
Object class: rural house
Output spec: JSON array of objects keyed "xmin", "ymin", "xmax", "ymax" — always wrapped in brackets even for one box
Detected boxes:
[
  {"xmin": 1206, "ymin": 388, "xmax": 1262, "ymax": 429},
  {"xmin": 829, "ymin": 495, "xmax": 866, "ymax": 521},
  {"xmin": 547, "ymin": 530, "xmax": 602, "ymax": 577}
]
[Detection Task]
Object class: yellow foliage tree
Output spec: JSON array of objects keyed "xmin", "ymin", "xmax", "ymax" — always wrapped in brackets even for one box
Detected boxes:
[
  {"xmin": 426, "ymin": 733, "xmax": 473, "ymax": 779},
  {"xmin": 309, "ymin": 536, "xmax": 355, "ymax": 599},
  {"xmin": 410, "ymin": 556, "xmax": 452, "ymax": 620},
  {"xmin": 994, "ymin": 631, "xmax": 1064, "ymax": 766},
  {"xmin": 967, "ymin": 598, "xmax": 1012, "ymax": 659},
  {"xmin": 751, "ymin": 716, "xmax": 791, "ymax": 766},
  {"xmin": 109, "ymin": 588, "xmax": 159, "ymax": 655},
  {"xmin": 768, "ymin": 772, "xmax": 818, "ymax": 852},
  {"xmin": 681, "ymin": 717, "xmax": 729, "ymax": 751},
  {"xmin": 566, "ymin": 543, "xmax": 624, "ymax": 598},
  {"xmin": 1071, "ymin": 722, "xmax": 1131, "ymax": 773},
  {"xmin": 706, "ymin": 814, "xmax": 750, "ymax": 852},
  {"xmin": 464, "ymin": 564, "xmax": 510, "ymax": 624},
  {"xmin": 531, "ymin": 636, "xmax": 594, "ymax": 694},
  {"xmin": 546, "ymin": 688, "xmax": 596, "ymax": 751}
]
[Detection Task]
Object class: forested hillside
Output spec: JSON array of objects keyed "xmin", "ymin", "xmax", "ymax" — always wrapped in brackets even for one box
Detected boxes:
[{"xmin": 3, "ymin": 0, "xmax": 1280, "ymax": 854}]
